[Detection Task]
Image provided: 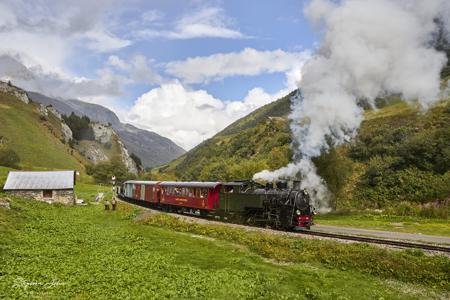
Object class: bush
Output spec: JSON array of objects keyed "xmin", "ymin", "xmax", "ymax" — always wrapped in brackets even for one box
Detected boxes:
[
  {"xmin": 62, "ymin": 112, "xmax": 95, "ymax": 141},
  {"xmin": 384, "ymin": 201, "xmax": 449, "ymax": 219},
  {"xmin": 356, "ymin": 167, "xmax": 450, "ymax": 206},
  {"xmin": 0, "ymin": 148, "xmax": 20, "ymax": 168},
  {"xmin": 130, "ymin": 153, "xmax": 143, "ymax": 171},
  {"xmin": 86, "ymin": 161, "xmax": 135, "ymax": 183}
]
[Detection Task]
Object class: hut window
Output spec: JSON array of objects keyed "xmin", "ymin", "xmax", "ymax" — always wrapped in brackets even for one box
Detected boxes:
[{"xmin": 43, "ymin": 190, "xmax": 53, "ymax": 198}]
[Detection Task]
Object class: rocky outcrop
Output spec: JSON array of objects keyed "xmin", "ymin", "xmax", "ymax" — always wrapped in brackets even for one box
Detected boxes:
[
  {"xmin": 87, "ymin": 122, "xmax": 138, "ymax": 174},
  {"xmin": 39, "ymin": 103, "xmax": 48, "ymax": 118},
  {"xmin": 28, "ymin": 91, "xmax": 185, "ymax": 168},
  {"xmin": 47, "ymin": 106, "xmax": 62, "ymax": 120},
  {"xmin": 82, "ymin": 144, "xmax": 108, "ymax": 163},
  {"xmin": 118, "ymin": 139, "xmax": 138, "ymax": 174},
  {"xmin": 0, "ymin": 81, "xmax": 29, "ymax": 104},
  {"xmin": 91, "ymin": 123, "xmax": 113, "ymax": 144},
  {"xmin": 61, "ymin": 123, "xmax": 73, "ymax": 143}
]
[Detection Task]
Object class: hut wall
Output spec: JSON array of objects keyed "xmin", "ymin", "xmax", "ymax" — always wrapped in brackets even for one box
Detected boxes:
[{"xmin": 7, "ymin": 190, "xmax": 75, "ymax": 205}]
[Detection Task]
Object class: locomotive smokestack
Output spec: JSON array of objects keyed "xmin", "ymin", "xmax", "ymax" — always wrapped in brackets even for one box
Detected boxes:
[
  {"xmin": 265, "ymin": 182, "xmax": 274, "ymax": 190},
  {"xmin": 276, "ymin": 181, "xmax": 287, "ymax": 189}
]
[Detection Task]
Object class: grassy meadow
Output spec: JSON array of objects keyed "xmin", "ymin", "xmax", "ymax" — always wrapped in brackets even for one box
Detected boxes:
[
  {"xmin": 0, "ymin": 92, "xmax": 86, "ymax": 173},
  {"xmin": 0, "ymin": 187, "xmax": 449, "ymax": 299}
]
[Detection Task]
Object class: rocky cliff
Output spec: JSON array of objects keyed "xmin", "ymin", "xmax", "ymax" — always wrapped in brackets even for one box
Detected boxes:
[
  {"xmin": 0, "ymin": 81, "xmax": 29, "ymax": 104},
  {"xmin": 27, "ymin": 91, "xmax": 185, "ymax": 168}
]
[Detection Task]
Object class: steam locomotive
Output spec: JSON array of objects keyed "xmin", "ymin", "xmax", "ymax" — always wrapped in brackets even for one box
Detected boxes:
[{"xmin": 119, "ymin": 180, "xmax": 314, "ymax": 230}]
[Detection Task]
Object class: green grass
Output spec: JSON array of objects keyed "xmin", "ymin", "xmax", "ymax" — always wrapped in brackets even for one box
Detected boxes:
[
  {"xmin": 0, "ymin": 166, "xmax": 12, "ymax": 186},
  {"xmin": 74, "ymin": 182, "xmax": 112, "ymax": 203},
  {"xmin": 1, "ymin": 195, "xmax": 449, "ymax": 299},
  {"xmin": 315, "ymin": 213, "xmax": 450, "ymax": 237},
  {"xmin": 0, "ymin": 92, "xmax": 86, "ymax": 173}
]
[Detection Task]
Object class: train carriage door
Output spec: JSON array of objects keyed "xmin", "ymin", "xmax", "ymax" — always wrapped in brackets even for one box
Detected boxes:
[
  {"xmin": 145, "ymin": 185, "xmax": 153, "ymax": 202},
  {"xmin": 140, "ymin": 184, "xmax": 145, "ymax": 200},
  {"xmin": 126, "ymin": 183, "xmax": 132, "ymax": 198},
  {"xmin": 135, "ymin": 184, "xmax": 141, "ymax": 199}
]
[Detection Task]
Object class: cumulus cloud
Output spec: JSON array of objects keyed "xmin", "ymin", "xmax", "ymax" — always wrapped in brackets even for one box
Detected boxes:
[
  {"xmin": 134, "ymin": 7, "xmax": 245, "ymax": 40},
  {"xmin": 166, "ymin": 48, "xmax": 310, "ymax": 84},
  {"xmin": 126, "ymin": 81, "xmax": 290, "ymax": 150},
  {"xmin": 0, "ymin": 0, "xmax": 133, "ymax": 102},
  {"xmin": 127, "ymin": 47, "xmax": 310, "ymax": 149}
]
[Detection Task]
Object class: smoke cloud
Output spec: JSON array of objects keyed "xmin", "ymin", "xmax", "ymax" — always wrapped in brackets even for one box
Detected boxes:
[{"xmin": 254, "ymin": 0, "xmax": 450, "ymax": 212}]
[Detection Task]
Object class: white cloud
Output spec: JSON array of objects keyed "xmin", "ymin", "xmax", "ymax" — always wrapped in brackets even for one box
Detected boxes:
[
  {"xmin": 0, "ymin": 0, "xmax": 132, "ymax": 103},
  {"xmin": 126, "ymin": 77, "xmax": 297, "ymax": 150},
  {"xmin": 134, "ymin": 7, "xmax": 245, "ymax": 40},
  {"xmin": 107, "ymin": 54, "xmax": 162, "ymax": 85},
  {"xmin": 0, "ymin": 54, "xmax": 126, "ymax": 101},
  {"xmin": 82, "ymin": 29, "xmax": 131, "ymax": 53},
  {"xmin": 165, "ymin": 48, "xmax": 311, "ymax": 84},
  {"xmin": 141, "ymin": 10, "xmax": 164, "ymax": 23},
  {"xmin": 127, "ymin": 48, "xmax": 310, "ymax": 150}
]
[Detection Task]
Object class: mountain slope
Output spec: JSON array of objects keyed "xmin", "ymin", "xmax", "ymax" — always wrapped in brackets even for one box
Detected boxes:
[
  {"xmin": 153, "ymin": 92, "xmax": 293, "ymax": 180},
  {"xmin": 27, "ymin": 92, "xmax": 185, "ymax": 168},
  {"xmin": 154, "ymin": 91, "xmax": 450, "ymax": 210},
  {"xmin": 0, "ymin": 86, "xmax": 86, "ymax": 173}
]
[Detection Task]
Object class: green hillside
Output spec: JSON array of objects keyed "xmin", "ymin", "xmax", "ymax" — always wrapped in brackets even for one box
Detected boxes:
[
  {"xmin": 153, "ymin": 92, "xmax": 450, "ymax": 213},
  {"xmin": 0, "ymin": 91, "xmax": 87, "ymax": 174},
  {"xmin": 152, "ymin": 92, "xmax": 293, "ymax": 180}
]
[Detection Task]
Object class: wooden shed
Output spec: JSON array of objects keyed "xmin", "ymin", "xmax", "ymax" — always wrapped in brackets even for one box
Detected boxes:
[{"xmin": 3, "ymin": 170, "xmax": 76, "ymax": 205}]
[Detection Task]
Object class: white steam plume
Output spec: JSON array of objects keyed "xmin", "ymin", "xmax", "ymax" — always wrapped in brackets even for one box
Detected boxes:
[{"xmin": 254, "ymin": 0, "xmax": 450, "ymax": 212}]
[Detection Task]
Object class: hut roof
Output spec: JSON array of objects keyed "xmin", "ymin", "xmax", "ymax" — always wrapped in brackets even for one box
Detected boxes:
[{"xmin": 3, "ymin": 171, "xmax": 76, "ymax": 190}]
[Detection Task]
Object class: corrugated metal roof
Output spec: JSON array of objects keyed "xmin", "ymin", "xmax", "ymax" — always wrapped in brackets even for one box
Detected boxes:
[
  {"xmin": 159, "ymin": 181, "xmax": 221, "ymax": 188},
  {"xmin": 124, "ymin": 180, "xmax": 159, "ymax": 185},
  {"xmin": 3, "ymin": 171, "xmax": 75, "ymax": 190}
]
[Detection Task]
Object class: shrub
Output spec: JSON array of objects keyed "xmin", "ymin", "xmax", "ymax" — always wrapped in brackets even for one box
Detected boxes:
[
  {"xmin": 62, "ymin": 113, "xmax": 95, "ymax": 141},
  {"xmin": 0, "ymin": 148, "xmax": 20, "ymax": 168},
  {"xmin": 86, "ymin": 161, "xmax": 135, "ymax": 183},
  {"xmin": 130, "ymin": 153, "xmax": 143, "ymax": 171},
  {"xmin": 356, "ymin": 167, "xmax": 450, "ymax": 206}
]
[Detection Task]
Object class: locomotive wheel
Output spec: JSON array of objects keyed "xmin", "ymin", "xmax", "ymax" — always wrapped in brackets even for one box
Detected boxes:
[{"xmin": 246, "ymin": 215, "xmax": 256, "ymax": 225}]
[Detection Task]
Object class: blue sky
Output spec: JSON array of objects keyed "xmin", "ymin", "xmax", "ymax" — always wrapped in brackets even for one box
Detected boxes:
[{"xmin": 0, "ymin": 0, "xmax": 317, "ymax": 149}]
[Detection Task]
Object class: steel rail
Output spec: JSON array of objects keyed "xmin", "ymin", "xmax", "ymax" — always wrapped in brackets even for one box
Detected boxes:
[{"xmin": 297, "ymin": 230, "xmax": 450, "ymax": 253}]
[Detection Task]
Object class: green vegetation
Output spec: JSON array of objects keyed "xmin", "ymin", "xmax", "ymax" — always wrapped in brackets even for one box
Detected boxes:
[
  {"xmin": 0, "ymin": 147, "xmax": 20, "ymax": 168},
  {"xmin": 154, "ymin": 93, "xmax": 450, "ymax": 218},
  {"xmin": 348, "ymin": 101, "xmax": 450, "ymax": 208},
  {"xmin": 0, "ymin": 92, "xmax": 86, "ymax": 173},
  {"xmin": 130, "ymin": 153, "xmax": 143, "ymax": 171},
  {"xmin": 74, "ymin": 182, "xmax": 112, "ymax": 203},
  {"xmin": 152, "ymin": 93, "xmax": 293, "ymax": 181},
  {"xmin": 140, "ymin": 213, "xmax": 450, "ymax": 290},
  {"xmin": 0, "ymin": 195, "xmax": 449, "ymax": 299},
  {"xmin": 62, "ymin": 112, "xmax": 94, "ymax": 141},
  {"xmin": 0, "ymin": 166, "xmax": 12, "ymax": 188},
  {"xmin": 86, "ymin": 161, "xmax": 136, "ymax": 184}
]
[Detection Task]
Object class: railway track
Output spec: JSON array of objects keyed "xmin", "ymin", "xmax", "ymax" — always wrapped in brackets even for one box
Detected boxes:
[
  {"xmin": 120, "ymin": 197, "xmax": 450, "ymax": 253},
  {"xmin": 298, "ymin": 230, "xmax": 450, "ymax": 253}
]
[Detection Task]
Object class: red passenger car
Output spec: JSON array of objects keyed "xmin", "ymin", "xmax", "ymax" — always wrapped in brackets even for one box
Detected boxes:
[
  {"xmin": 159, "ymin": 182, "xmax": 221, "ymax": 211},
  {"xmin": 123, "ymin": 180, "xmax": 159, "ymax": 203}
]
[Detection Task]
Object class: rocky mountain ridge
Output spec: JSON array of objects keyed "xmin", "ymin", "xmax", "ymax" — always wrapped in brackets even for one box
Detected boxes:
[
  {"xmin": 36, "ymin": 97, "xmax": 138, "ymax": 174},
  {"xmin": 27, "ymin": 91, "xmax": 185, "ymax": 168},
  {"xmin": 0, "ymin": 81, "xmax": 137, "ymax": 174}
]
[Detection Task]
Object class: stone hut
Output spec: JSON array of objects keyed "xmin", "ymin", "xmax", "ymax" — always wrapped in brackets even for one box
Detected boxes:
[{"xmin": 3, "ymin": 171, "xmax": 76, "ymax": 205}]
